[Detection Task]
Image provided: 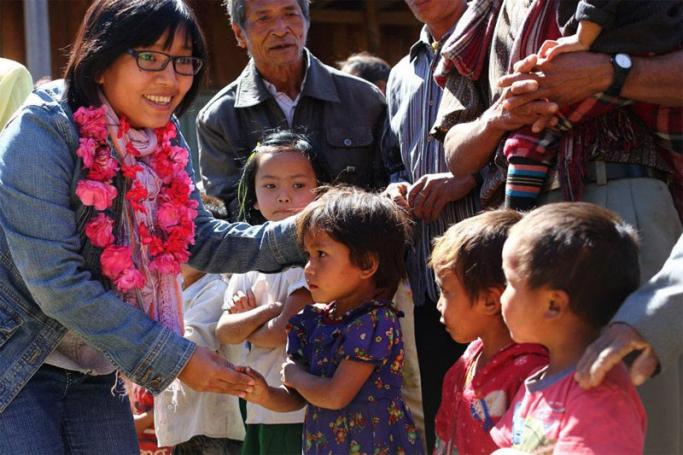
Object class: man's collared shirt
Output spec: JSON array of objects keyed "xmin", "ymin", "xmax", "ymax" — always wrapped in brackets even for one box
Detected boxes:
[
  {"xmin": 383, "ymin": 26, "xmax": 480, "ymax": 306},
  {"xmin": 197, "ymin": 49, "xmax": 387, "ymax": 219}
]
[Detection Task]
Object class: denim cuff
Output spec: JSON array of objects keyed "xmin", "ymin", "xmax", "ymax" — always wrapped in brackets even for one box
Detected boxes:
[{"xmin": 129, "ymin": 328, "xmax": 196, "ymax": 393}]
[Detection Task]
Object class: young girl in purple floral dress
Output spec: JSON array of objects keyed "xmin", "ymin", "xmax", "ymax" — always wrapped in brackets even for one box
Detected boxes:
[{"xmin": 242, "ymin": 187, "xmax": 423, "ymax": 454}]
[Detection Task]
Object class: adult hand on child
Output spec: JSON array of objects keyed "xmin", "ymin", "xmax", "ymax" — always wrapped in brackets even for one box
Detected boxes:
[
  {"xmin": 178, "ymin": 345, "xmax": 254, "ymax": 396},
  {"xmin": 382, "ymin": 182, "xmax": 410, "ymax": 212},
  {"xmin": 575, "ymin": 323, "xmax": 659, "ymax": 389}
]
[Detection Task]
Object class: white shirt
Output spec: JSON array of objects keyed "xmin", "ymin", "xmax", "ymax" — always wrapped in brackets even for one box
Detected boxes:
[
  {"xmin": 226, "ymin": 269, "xmax": 308, "ymax": 425},
  {"xmin": 155, "ymin": 274, "xmax": 245, "ymax": 446}
]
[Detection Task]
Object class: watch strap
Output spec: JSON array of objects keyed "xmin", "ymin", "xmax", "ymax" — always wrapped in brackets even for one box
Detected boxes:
[{"xmin": 605, "ymin": 54, "xmax": 631, "ymax": 98}]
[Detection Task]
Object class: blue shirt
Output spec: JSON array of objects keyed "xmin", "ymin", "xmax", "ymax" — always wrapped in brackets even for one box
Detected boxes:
[{"xmin": 383, "ymin": 26, "xmax": 479, "ymax": 305}]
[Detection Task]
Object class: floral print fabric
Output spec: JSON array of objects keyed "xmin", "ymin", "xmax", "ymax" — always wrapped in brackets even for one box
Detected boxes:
[{"xmin": 287, "ymin": 299, "xmax": 423, "ymax": 454}]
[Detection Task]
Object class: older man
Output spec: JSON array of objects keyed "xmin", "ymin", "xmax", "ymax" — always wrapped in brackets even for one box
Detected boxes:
[
  {"xmin": 382, "ymin": 1, "xmax": 480, "ymax": 451},
  {"xmin": 198, "ymin": 0, "xmax": 387, "ymax": 218}
]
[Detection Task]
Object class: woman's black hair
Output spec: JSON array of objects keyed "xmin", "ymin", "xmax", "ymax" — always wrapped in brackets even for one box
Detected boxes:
[
  {"xmin": 64, "ymin": 0, "xmax": 207, "ymax": 116},
  {"xmin": 237, "ymin": 129, "xmax": 327, "ymax": 224}
]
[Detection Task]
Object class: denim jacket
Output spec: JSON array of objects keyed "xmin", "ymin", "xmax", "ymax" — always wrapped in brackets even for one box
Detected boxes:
[{"xmin": 0, "ymin": 81, "xmax": 305, "ymax": 413}]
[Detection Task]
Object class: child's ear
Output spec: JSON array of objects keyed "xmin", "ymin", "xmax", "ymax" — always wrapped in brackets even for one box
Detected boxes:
[
  {"xmin": 359, "ymin": 254, "xmax": 379, "ymax": 280},
  {"xmin": 544, "ymin": 289, "xmax": 569, "ymax": 320},
  {"xmin": 478, "ymin": 286, "xmax": 503, "ymax": 316}
]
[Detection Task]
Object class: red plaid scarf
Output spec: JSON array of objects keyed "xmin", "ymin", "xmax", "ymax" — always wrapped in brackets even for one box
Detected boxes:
[{"xmin": 434, "ymin": 0, "xmax": 503, "ymax": 86}]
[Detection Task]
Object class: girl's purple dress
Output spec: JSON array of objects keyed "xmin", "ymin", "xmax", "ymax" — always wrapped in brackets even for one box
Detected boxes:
[{"xmin": 287, "ymin": 299, "xmax": 423, "ymax": 454}]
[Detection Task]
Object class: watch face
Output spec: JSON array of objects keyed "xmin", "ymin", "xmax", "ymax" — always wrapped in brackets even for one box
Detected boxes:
[{"xmin": 615, "ymin": 53, "xmax": 632, "ymax": 69}]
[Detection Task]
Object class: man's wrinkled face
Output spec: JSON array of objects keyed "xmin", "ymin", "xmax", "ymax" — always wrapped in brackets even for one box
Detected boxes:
[{"xmin": 232, "ymin": 0, "xmax": 308, "ymax": 69}]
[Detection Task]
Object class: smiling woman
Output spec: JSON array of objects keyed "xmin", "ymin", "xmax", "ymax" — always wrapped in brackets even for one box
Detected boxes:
[{"xmin": 0, "ymin": 0, "xmax": 306, "ymax": 452}]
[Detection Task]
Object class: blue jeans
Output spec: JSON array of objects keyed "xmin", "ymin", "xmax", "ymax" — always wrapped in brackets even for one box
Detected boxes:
[{"xmin": 0, "ymin": 364, "xmax": 139, "ymax": 454}]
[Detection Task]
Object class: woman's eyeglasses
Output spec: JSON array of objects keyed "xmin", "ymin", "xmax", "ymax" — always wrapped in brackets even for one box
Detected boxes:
[{"xmin": 127, "ymin": 49, "xmax": 204, "ymax": 76}]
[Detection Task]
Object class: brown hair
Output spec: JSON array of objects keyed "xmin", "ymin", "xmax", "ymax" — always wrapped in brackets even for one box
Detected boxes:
[
  {"xmin": 296, "ymin": 187, "xmax": 412, "ymax": 295},
  {"xmin": 507, "ymin": 202, "xmax": 640, "ymax": 328},
  {"xmin": 430, "ymin": 210, "xmax": 522, "ymax": 300}
]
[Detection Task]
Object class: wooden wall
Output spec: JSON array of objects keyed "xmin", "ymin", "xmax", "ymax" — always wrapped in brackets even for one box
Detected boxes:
[
  {"xmin": 2, "ymin": 0, "xmax": 421, "ymax": 89},
  {"xmin": 0, "ymin": 0, "xmax": 26, "ymax": 63}
]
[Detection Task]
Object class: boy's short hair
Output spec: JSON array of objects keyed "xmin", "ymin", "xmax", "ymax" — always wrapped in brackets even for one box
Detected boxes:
[
  {"xmin": 295, "ymin": 186, "xmax": 412, "ymax": 295},
  {"xmin": 508, "ymin": 202, "xmax": 640, "ymax": 328},
  {"xmin": 430, "ymin": 210, "xmax": 523, "ymax": 300}
]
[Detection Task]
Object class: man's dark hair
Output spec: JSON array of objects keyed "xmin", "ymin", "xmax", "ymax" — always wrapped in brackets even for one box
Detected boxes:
[
  {"xmin": 508, "ymin": 202, "xmax": 641, "ymax": 328},
  {"xmin": 337, "ymin": 52, "xmax": 391, "ymax": 85},
  {"xmin": 64, "ymin": 0, "xmax": 207, "ymax": 116},
  {"xmin": 430, "ymin": 210, "xmax": 523, "ymax": 301},
  {"xmin": 296, "ymin": 187, "xmax": 412, "ymax": 296},
  {"xmin": 224, "ymin": 0, "xmax": 311, "ymax": 28}
]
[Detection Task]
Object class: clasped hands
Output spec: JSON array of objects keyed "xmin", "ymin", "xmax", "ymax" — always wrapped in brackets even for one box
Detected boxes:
[{"xmin": 491, "ymin": 50, "xmax": 612, "ymax": 133}]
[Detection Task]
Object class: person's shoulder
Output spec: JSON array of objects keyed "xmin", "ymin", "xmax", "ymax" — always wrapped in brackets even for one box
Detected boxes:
[
  {"xmin": 323, "ymin": 62, "xmax": 385, "ymax": 103},
  {"xmin": 5, "ymin": 80, "xmax": 77, "ymax": 143},
  {"xmin": 197, "ymin": 78, "xmax": 241, "ymax": 122}
]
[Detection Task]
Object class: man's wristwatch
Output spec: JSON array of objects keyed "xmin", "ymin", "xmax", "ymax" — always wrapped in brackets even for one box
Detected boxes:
[{"xmin": 605, "ymin": 53, "xmax": 632, "ymax": 98}]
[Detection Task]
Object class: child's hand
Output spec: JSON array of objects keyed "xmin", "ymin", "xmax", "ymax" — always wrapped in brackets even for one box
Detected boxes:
[
  {"xmin": 538, "ymin": 36, "xmax": 588, "ymax": 63},
  {"xmin": 235, "ymin": 366, "xmax": 270, "ymax": 404},
  {"xmin": 226, "ymin": 290, "xmax": 257, "ymax": 313},
  {"xmin": 538, "ymin": 20, "xmax": 601, "ymax": 63},
  {"xmin": 133, "ymin": 411, "xmax": 154, "ymax": 438},
  {"xmin": 281, "ymin": 357, "xmax": 303, "ymax": 388}
]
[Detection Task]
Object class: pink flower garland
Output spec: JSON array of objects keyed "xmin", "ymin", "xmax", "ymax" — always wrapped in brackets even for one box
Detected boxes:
[{"xmin": 74, "ymin": 106, "xmax": 198, "ymax": 292}]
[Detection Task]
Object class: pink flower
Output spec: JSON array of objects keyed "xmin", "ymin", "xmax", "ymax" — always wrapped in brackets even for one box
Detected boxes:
[
  {"xmin": 150, "ymin": 253, "xmax": 180, "ymax": 275},
  {"xmin": 157, "ymin": 202, "xmax": 181, "ymax": 231},
  {"xmin": 169, "ymin": 145, "xmax": 189, "ymax": 175},
  {"xmin": 126, "ymin": 180, "xmax": 148, "ymax": 213},
  {"xmin": 76, "ymin": 138, "xmax": 98, "ymax": 168},
  {"xmin": 87, "ymin": 149, "xmax": 119, "ymax": 181},
  {"xmin": 76, "ymin": 180, "xmax": 117, "ymax": 211},
  {"xmin": 156, "ymin": 122, "xmax": 176, "ymax": 143},
  {"xmin": 121, "ymin": 164, "xmax": 143, "ymax": 179},
  {"xmin": 84, "ymin": 213, "xmax": 114, "ymax": 248},
  {"xmin": 118, "ymin": 116, "xmax": 130, "ymax": 138},
  {"xmin": 149, "ymin": 151, "xmax": 174, "ymax": 183},
  {"xmin": 100, "ymin": 245, "xmax": 133, "ymax": 280},
  {"xmin": 115, "ymin": 267, "xmax": 146, "ymax": 291},
  {"xmin": 74, "ymin": 106, "xmax": 108, "ymax": 141}
]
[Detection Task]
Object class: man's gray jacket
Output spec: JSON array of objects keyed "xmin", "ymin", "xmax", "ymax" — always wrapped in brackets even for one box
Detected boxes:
[{"xmin": 197, "ymin": 49, "xmax": 387, "ymax": 218}]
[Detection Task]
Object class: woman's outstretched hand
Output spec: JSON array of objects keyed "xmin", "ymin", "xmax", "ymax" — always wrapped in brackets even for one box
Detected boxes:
[{"xmin": 178, "ymin": 345, "xmax": 254, "ymax": 396}]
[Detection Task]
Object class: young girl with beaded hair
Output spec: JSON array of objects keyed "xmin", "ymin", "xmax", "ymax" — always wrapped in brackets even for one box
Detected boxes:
[{"xmin": 0, "ymin": 0, "xmax": 304, "ymax": 452}]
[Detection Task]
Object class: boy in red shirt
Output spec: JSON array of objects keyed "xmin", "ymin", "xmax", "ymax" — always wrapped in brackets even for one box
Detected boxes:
[
  {"xmin": 492, "ymin": 202, "xmax": 646, "ymax": 454},
  {"xmin": 431, "ymin": 210, "xmax": 548, "ymax": 454}
]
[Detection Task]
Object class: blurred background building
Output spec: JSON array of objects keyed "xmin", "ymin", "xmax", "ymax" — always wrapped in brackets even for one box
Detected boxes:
[{"xmin": 1, "ymin": 0, "xmax": 419, "ymax": 164}]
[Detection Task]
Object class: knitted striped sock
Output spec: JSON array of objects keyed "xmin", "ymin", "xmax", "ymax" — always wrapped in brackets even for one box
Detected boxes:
[{"xmin": 504, "ymin": 157, "xmax": 551, "ymax": 211}]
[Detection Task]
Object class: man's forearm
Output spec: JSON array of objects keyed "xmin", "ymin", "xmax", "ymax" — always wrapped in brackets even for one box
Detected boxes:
[
  {"xmin": 623, "ymin": 51, "xmax": 683, "ymax": 106},
  {"xmin": 444, "ymin": 110, "xmax": 506, "ymax": 178}
]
